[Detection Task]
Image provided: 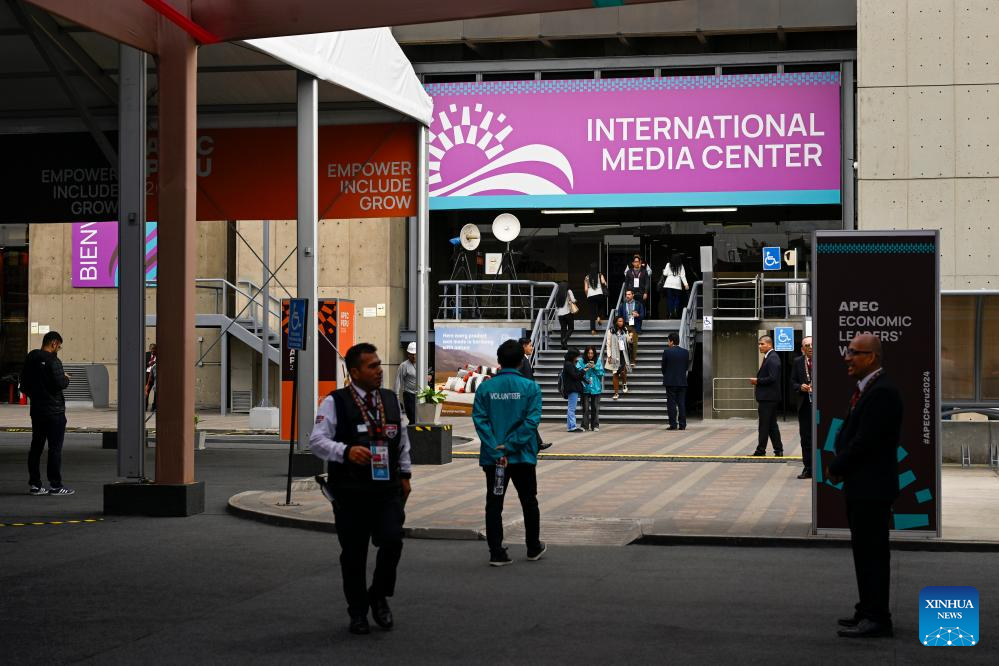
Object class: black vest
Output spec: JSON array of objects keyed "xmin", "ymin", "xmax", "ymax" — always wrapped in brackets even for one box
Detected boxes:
[{"xmin": 328, "ymin": 387, "xmax": 404, "ymax": 492}]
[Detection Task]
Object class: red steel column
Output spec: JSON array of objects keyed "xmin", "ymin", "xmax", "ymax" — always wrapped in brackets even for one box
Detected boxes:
[{"xmin": 155, "ymin": 17, "xmax": 197, "ymax": 484}]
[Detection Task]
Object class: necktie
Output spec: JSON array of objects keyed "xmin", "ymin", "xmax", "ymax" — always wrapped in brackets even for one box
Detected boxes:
[{"xmin": 849, "ymin": 387, "xmax": 861, "ymax": 410}]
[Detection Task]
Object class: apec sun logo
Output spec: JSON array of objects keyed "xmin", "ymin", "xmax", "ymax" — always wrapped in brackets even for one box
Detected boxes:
[{"xmin": 920, "ymin": 586, "xmax": 979, "ymax": 646}]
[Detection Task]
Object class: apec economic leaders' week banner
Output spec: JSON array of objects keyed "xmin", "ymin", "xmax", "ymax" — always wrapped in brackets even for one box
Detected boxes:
[{"xmin": 424, "ymin": 73, "xmax": 841, "ymax": 209}]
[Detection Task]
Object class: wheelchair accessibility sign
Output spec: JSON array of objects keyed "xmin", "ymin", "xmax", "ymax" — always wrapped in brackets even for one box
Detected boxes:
[
  {"xmin": 762, "ymin": 247, "xmax": 782, "ymax": 271},
  {"xmin": 774, "ymin": 327, "xmax": 794, "ymax": 352}
]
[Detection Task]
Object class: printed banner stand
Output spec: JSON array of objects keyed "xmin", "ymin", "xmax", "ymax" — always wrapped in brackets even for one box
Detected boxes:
[
  {"xmin": 283, "ymin": 298, "xmax": 308, "ymax": 506},
  {"xmin": 812, "ymin": 230, "xmax": 941, "ymax": 537}
]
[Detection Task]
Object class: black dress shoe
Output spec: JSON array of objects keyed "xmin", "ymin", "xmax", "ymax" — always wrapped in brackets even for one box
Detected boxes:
[
  {"xmin": 751, "ymin": 450, "xmax": 766, "ymax": 457},
  {"xmin": 837, "ymin": 616, "xmax": 860, "ymax": 628},
  {"xmin": 666, "ymin": 426, "xmax": 678, "ymax": 431},
  {"xmin": 349, "ymin": 616, "xmax": 371, "ymax": 635},
  {"xmin": 774, "ymin": 451, "xmax": 784, "ymax": 457},
  {"xmin": 797, "ymin": 470, "xmax": 812, "ymax": 479},
  {"xmin": 837, "ymin": 619, "xmax": 893, "ymax": 638},
  {"xmin": 369, "ymin": 592, "xmax": 394, "ymax": 630}
]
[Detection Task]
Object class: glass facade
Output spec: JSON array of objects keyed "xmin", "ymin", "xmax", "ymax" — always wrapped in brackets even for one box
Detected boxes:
[{"xmin": 941, "ymin": 296, "xmax": 976, "ymax": 401}]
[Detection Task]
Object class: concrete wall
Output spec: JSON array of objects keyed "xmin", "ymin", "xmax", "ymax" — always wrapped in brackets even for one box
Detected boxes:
[
  {"xmin": 27, "ymin": 221, "xmax": 228, "ymax": 407},
  {"xmin": 857, "ymin": 0, "xmax": 999, "ymax": 288},
  {"xmin": 235, "ymin": 217, "xmax": 409, "ymax": 393}
]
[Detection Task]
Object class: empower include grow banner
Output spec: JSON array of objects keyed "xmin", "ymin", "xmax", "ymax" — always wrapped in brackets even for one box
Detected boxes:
[{"xmin": 424, "ymin": 73, "xmax": 841, "ymax": 210}]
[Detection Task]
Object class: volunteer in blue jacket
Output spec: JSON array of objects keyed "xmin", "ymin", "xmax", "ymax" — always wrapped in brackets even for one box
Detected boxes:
[
  {"xmin": 472, "ymin": 339, "xmax": 546, "ymax": 567},
  {"xmin": 577, "ymin": 345, "xmax": 604, "ymax": 431}
]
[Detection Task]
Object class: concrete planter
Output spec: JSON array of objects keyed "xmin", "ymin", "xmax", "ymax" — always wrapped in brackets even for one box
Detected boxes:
[
  {"xmin": 194, "ymin": 429, "xmax": 207, "ymax": 451},
  {"xmin": 416, "ymin": 401, "xmax": 443, "ymax": 425},
  {"xmin": 408, "ymin": 424, "xmax": 452, "ymax": 465}
]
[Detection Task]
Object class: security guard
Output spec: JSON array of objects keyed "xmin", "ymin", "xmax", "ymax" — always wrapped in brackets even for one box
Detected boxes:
[{"xmin": 309, "ymin": 343, "xmax": 412, "ymax": 635}]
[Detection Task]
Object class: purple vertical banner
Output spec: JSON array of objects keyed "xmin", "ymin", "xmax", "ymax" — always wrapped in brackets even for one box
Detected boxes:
[{"xmin": 72, "ymin": 221, "xmax": 158, "ymax": 288}]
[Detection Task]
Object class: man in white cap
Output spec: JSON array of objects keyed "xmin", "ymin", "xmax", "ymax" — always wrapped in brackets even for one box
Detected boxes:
[{"xmin": 395, "ymin": 342, "xmax": 419, "ymax": 423}]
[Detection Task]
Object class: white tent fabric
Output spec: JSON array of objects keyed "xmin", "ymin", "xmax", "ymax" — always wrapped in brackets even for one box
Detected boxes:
[{"xmin": 244, "ymin": 28, "xmax": 433, "ymax": 126}]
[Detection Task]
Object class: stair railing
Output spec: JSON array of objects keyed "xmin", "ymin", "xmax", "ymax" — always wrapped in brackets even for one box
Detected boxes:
[{"xmin": 679, "ymin": 280, "xmax": 703, "ymax": 371}]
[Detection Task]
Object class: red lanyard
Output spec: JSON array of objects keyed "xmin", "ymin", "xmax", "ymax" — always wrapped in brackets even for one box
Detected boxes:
[{"xmin": 347, "ymin": 386, "xmax": 386, "ymax": 437}]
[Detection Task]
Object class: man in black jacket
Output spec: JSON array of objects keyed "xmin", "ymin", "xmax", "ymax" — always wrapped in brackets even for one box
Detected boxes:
[
  {"xmin": 750, "ymin": 335, "xmax": 783, "ymax": 456},
  {"xmin": 790, "ymin": 336, "xmax": 814, "ymax": 478},
  {"xmin": 308, "ymin": 343, "xmax": 412, "ymax": 636},
  {"xmin": 660, "ymin": 333, "xmax": 689, "ymax": 431},
  {"xmin": 828, "ymin": 333, "xmax": 902, "ymax": 639},
  {"xmin": 22, "ymin": 331, "xmax": 74, "ymax": 496}
]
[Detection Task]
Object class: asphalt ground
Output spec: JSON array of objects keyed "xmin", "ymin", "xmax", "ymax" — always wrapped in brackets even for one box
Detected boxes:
[{"xmin": 2, "ymin": 434, "xmax": 998, "ymax": 664}]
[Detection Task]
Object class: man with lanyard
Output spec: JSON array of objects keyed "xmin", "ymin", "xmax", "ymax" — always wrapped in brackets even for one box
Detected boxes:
[
  {"xmin": 616, "ymin": 289, "xmax": 645, "ymax": 366},
  {"xmin": 624, "ymin": 254, "xmax": 650, "ymax": 307},
  {"xmin": 790, "ymin": 336, "xmax": 814, "ymax": 478},
  {"xmin": 309, "ymin": 343, "xmax": 412, "ymax": 636}
]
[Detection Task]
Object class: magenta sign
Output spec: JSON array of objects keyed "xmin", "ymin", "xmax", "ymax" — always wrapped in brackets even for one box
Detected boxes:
[
  {"xmin": 424, "ymin": 73, "xmax": 841, "ymax": 209},
  {"xmin": 72, "ymin": 221, "xmax": 158, "ymax": 288}
]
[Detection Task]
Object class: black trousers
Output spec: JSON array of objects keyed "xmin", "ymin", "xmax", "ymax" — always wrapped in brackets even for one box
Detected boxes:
[
  {"xmin": 798, "ymin": 400, "xmax": 813, "ymax": 471},
  {"xmin": 756, "ymin": 401, "xmax": 784, "ymax": 454},
  {"xmin": 28, "ymin": 413, "xmax": 67, "ymax": 488},
  {"xmin": 846, "ymin": 498, "xmax": 893, "ymax": 624},
  {"xmin": 581, "ymin": 393, "xmax": 600, "ymax": 429},
  {"xmin": 332, "ymin": 489, "xmax": 405, "ymax": 619},
  {"xmin": 558, "ymin": 314, "xmax": 574, "ymax": 348},
  {"xmin": 483, "ymin": 463, "xmax": 541, "ymax": 557},
  {"xmin": 665, "ymin": 386, "xmax": 686, "ymax": 428},
  {"xmin": 402, "ymin": 392, "xmax": 416, "ymax": 424},
  {"xmin": 587, "ymin": 295, "xmax": 605, "ymax": 331}
]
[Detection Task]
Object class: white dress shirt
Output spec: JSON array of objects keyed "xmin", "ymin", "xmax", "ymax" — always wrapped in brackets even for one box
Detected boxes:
[{"xmin": 309, "ymin": 385, "xmax": 412, "ymax": 474}]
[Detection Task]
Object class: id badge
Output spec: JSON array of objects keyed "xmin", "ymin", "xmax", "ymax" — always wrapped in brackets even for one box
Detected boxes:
[
  {"xmin": 628, "ymin": 315, "xmax": 635, "ymax": 326},
  {"xmin": 633, "ymin": 278, "xmax": 639, "ymax": 288},
  {"xmin": 371, "ymin": 443, "xmax": 390, "ymax": 481},
  {"xmin": 618, "ymin": 338, "xmax": 626, "ymax": 351}
]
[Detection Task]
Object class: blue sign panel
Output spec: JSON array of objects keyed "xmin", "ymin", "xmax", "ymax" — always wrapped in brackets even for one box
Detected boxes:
[
  {"xmin": 774, "ymin": 326, "xmax": 795, "ymax": 352},
  {"xmin": 762, "ymin": 246, "xmax": 782, "ymax": 271},
  {"xmin": 287, "ymin": 298, "xmax": 308, "ymax": 351}
]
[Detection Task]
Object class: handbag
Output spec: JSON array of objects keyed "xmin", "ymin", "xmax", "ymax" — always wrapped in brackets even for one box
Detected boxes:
[{"xmin": 569, "ymin": 300, "xmax": 580, "ymax": 315}]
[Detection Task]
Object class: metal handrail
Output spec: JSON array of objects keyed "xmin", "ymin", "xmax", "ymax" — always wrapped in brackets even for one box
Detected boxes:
[
  {"xmin": 679, "ymin": 280, "xmax": 703, "ymax": 371},
  {"xmin": 438, "ymin": 279, "xmax": 557, "ymax": 321},
  {"xmin": 711, "ymin": 377, "xmax": 758, "ymax": 415},
  {"xmin": 529, "ymin": 284, "xmax": 562, "ymax": 361}
]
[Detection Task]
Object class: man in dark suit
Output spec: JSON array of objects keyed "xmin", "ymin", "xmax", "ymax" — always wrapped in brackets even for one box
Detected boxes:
[
  {"xmin": 828, "ymin": 333, "xmax": 902, "ymax": 639},
  {"xmin": 660, "ymin": 332, "xmax": 689, "ymax": 431},
  {"xmin": 750, "ymin": 335, "xmax": 783, "ymax": 456},
  {"xmin": 790, "ymin": 336, "xmax": 814, "ymax": 478}
]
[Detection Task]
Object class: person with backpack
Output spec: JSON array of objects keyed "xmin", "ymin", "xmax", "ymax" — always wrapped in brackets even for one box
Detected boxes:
[
  {"xmin": 577, "ymin": 345, "xmax": 604, "ymax": 431},
  {"xmin": 560, "ymin": 348, "xmax": 585, "ymax": 433},
  {"xmin": 22, "ymin": 331, "xmax": 74, "ymax": 496}
]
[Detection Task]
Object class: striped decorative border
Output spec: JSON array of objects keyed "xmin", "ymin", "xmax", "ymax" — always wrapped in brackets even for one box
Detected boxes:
[{"xmin": 424, "ymin": 72, "xmax": 840, "ymax": 97}]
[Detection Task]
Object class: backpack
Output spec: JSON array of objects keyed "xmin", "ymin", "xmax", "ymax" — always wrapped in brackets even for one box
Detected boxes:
[{"xmin": 557, "ymin": 368, "xmax": 568, "ymax": 399}]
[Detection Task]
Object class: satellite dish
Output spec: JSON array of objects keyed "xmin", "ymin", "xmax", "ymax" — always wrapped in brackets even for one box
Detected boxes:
[
  {"xmin": 459, "ymin": 223, "xmax": 481, "ymax": 251},
  {"xmin": 492, "ymin": 213, "xmax": 521, "ymax": 243}
]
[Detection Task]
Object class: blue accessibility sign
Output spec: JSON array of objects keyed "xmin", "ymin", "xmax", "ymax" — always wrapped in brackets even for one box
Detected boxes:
[
  {"xmin": 774, "ymin": 326, "xmax": 795, "ymax": 352},
  {"xmin": 287, "ymin": 298, "xmax": 309, "ymax": 351},
  {"xmin": 762, "ymin": 246, "xmax": 782, "ymax": 271}
]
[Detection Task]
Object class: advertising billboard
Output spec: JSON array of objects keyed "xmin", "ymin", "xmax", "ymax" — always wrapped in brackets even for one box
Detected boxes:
[
  {"xmin": 812, "ymin": 231, "xmax": 940, "ymax": 535},
  {"xmin": 425, "ymin": 72, "xmax": 841, "ymax": 210},
  {"xmin": 433, "ymin": 325, "xmax": 524, "ymax": 416},
  {"xmin": 71, "ymin": 221, "xmax": 157, "ymax": 288}
]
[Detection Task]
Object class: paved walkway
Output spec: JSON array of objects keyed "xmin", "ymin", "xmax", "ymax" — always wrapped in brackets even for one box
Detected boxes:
[
  {"xmin": 229, "ymin": 419, "xmax": 999, "ymax": 547},
  {"xmin": 0, "ymin": 404, "xmax": 275, "ymax": 433}
]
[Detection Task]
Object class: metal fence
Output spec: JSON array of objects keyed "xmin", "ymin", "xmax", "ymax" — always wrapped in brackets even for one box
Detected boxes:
[
  {"xmin": 711, "ymin": 377, "xmax": 758, "ymax": 415},
  {"xmin": 714, "ymin": 275, "xmax": 810, "ymax": 320},
  {"xmin": 437, "ymin": 280, "xmax": 558, "ymax": 322}
]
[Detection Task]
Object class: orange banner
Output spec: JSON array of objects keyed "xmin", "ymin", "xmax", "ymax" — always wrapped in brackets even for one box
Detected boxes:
[{"xmin": 147, "ymin": 123, "xmax": 417, "ymax": 221}]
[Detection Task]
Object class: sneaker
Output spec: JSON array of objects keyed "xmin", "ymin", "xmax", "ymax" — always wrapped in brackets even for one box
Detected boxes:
[
  {"xmin": 29, "ymin": 485, "xmax": 49, "ymax": 496},
  {"xmin": 569, "ymin": 427, "xmax": 584, "ymax": 433},
  {"xmin": 613, "ymin": 393, "xmax": 619, "ymax": 400},
  {"xmin": 489, "ymin": 548, "xmax": 513, "ymax": 567},
  {"xmin": 622, "ymin": 384, "xmax": 629, "ymax": 393},
  {"xmin": 593, "ymin": 426, "xmax": 600, "ymax": 431},
  {"xmin": 49, "ymin": 487, "xmax": 75, "ymax": 496},
  {"xmin": 538, "ymin": 441, "xmax": 553, "ymax": 451},
  {"xmin": 527, "ymin": 542, "xmax": 548, "ymax": 561}
]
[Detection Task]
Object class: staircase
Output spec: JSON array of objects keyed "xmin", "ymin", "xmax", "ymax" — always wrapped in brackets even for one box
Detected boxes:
[{"xmin": 534, "ymin": 321, "xmax": 680, "ymax": 424}]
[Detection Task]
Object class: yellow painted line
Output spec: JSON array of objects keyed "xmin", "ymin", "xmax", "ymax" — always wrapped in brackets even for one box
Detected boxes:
[
  {"xmin": 0, "ymin": 518, "xmax": 104, "ymax": 528},
  {"xmin": 450, "ymin": 450, "xmax": 802, "ymax": 461}
]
